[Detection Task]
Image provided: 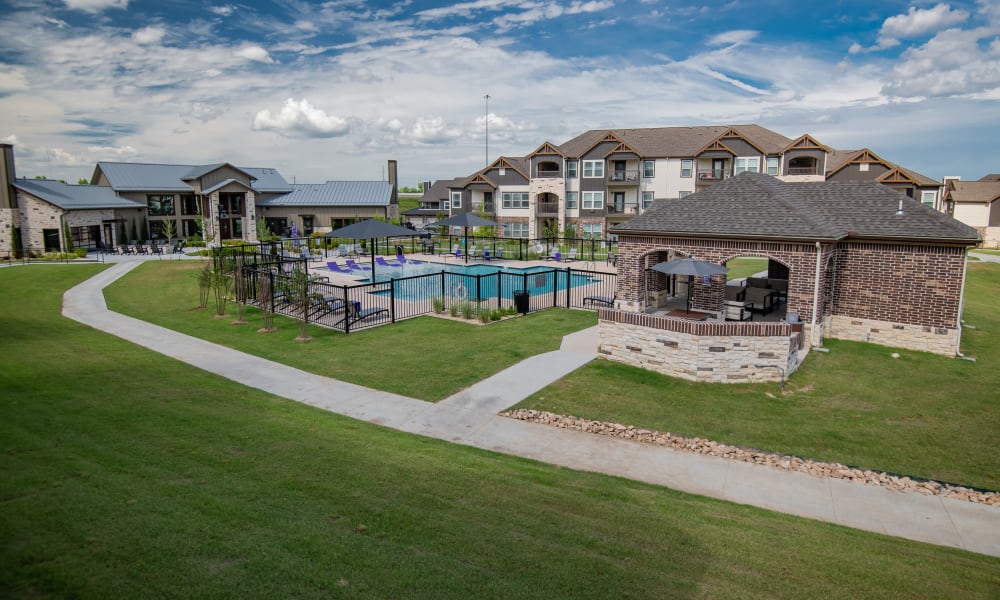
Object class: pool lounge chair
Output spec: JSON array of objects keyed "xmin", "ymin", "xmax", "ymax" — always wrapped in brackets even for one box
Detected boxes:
[
  {"xmin": 563, "ymin": 248, "xmax": 577, "ymax": 262},
  {"xmin": 334, "ymin": 301, "xmax": 389, "ymax": 328},
  {"xmin": 375, "ymin": 256, "xmax": 402, "ymax": 268},
  {"xmin": 345, "ymin": 259, "xmax": 372, "ymax": 271},
  {"xmin": 309, "ymin": 294, "xmax": 347, "ymax": 318},
  {"xmin": 440, "ymin": 243, "xmax": 461, "ymax": 257},
  {"xmin": 326, "ymin": 261, "xmax": 353, "ymax": 274},
  {"xmin": 583, "ymin": 294, "xmax": 616, "ymax": 308},
  {"xmin": 396, "ymin": 253, "xmax": 424, "ymax": 265},
  {"xmin": 545, "ymin": 250, "xmax": 562, "ymax": 261}
]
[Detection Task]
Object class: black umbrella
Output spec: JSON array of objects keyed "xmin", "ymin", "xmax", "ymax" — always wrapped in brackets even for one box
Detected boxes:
[
  {"xmin": 649, "ymin": 258, "xmax": 728, "ymax": 312},
  {"xmin": 321, "ymin": 219, "xmax": 417, "ymax": 273},
  {"xmin": 427, "ymin": 213, "xmax": 498, "ymax": 263}
]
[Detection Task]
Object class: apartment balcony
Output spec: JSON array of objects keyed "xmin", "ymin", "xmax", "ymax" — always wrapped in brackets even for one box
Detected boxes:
[
  {"xmin": 535, "ymin": 168, "xmax": 561, "ymax": 178},
  {"xmin": 607, "ymin": 170, "xmax": 639, "ymax": 186},
  {"xmin": 536, "ymin": 201, "xmax": 560, "ymax": 215},
  {"xmin": 697, "ymin": 169, "xmax": 728, "ymax": 183},
  {"xmin": 786, "ymin": 166, "xmax": 820, "ymax": 176},
  {"xmin": 606, "ymin": 203, "xmax": 640, "ymax": 216}
]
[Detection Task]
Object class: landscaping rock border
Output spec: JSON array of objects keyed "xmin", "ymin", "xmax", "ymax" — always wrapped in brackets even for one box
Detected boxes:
[{"xmin": 501, "ymin": 409, "xmax": 998, "ymax": 506}]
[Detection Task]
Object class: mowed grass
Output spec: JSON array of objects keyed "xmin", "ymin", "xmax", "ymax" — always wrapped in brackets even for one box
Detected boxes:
[
  {"xmin": 518, "ymin": 262, "xmax": 1000, "ymax": 491},
  {"xmin": 723, "ymin": 257, "xmax": 768, "ymax": 279},
  {"xmin": 2, "ymin": 265, "xmax": 999, "ymax": 597},
  {"xmin": 104, "ymin": 261, "xmax": 596, "ymax": 401}
]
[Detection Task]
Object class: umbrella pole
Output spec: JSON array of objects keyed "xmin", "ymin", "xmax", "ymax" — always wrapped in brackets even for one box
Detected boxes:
[
  {"xmin": 370, "ymin": 237, "xmax": 376, "ymax": 274},
  {"xmin": 687, "ymin": 275, "xmax": 693, "ymax": 313},
  {"xmin": 464, "ymin": 227, "xmax": 469, "ymax": 263}
]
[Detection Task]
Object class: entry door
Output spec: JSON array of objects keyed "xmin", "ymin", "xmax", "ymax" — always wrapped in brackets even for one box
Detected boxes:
[
  {"xmin": 219, "ymin": 219, "xmax": 231, "ymax": 240},
  {"xmin": 302, "ymin": 216, "xmax": 314, "ymax": 236},
  {"xmin": 613, "ymin": 192, "xmax": 625, "ymax": 213},
  {"xmin": 713, "ymin": 159, "xmax": 725, "ymax": 179},
  {"xmin": 613, "ymin": 160, "xmax": 626, "ymax": 180},
  {"xmin": 103, "ymin": 223, "xmax": 114, "ymax": 249}
]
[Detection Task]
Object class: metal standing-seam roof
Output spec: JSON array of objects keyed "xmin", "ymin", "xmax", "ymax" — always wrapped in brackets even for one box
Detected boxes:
[
  {"xmin": 94, "ymin": 162, "xmax": 293, "ymax": 193},
  {"xmin": 256, "ymin": 181, "xmax": 393, "ymax": 207},
  {"xmin": 612, "ymin": 173, "xmax": 979, "ymax": 244},
  {"xmin": 13, "ymin": 178, "xmax": 143, "ymax": 210}
]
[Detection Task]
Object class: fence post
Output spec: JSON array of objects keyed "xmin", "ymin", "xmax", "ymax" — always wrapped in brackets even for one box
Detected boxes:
[
  {"xmin": 565, "ymin": 268, "xmax": 571, "ymax": 307},
  {"xmin": 390, "ymin": 277, "xmax": 396, "ymax": 323}
]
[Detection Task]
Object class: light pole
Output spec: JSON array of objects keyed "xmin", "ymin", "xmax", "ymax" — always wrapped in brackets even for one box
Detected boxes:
[{"xmin": 484, "ymin": 93, "xmax": 490, "ymax": 165}]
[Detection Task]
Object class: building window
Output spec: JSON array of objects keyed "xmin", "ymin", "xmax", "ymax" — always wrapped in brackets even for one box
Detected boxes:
[
  {"xmin": 565, "ymin": 192, "xmax": 578, "ymax": 209},
  {"xmin": 642, "ymin": 191, "xmax": 654, "ymax": 209},
  {"xmin": 451, "ymin": 191, "xmax": 462, "ymax": 208},
  {"xmin": 734, "ymin": 157, "xmax": 759, "ymax": 175},
  {"xmin": 180, "ymin": 194, "xmax": 199, "ymax": 215},
  {"xmin": 182, "ymin": 219, "xmax": 201, "ymax": 238},
  {"xmin": 443, "ymin": 200, "xmax": 450, "ymax": 211},
  {"xmin": 566, "ymin": 160, "xmax": 578, "ymax": 178},
  {"xmin": 503, "ymin": 222, "xmax": 529, "ymax": 238},
  {"xmin": 766, "ymin": 157, "xmax": 779, "ymax": 176},
  {"xmin": 147, "ymin": 194, "xmax": 175, "ymax": 216},
  {"xmin": 680, "ymin": 159, "xmax": 693, "ymax": 178},
  {"xmin": 642, "ymin": 160, "xmax": 654, "ymax": 178},
  {"xmin": 501, "ymin": 192, "xmax": 529, "ymax": 209},
  {"xmin": 678, "ymin": 191, "xmax": 692, "ymax": 198},
  {"xmin": 582, "ymin": 191, "xmax": 603, "ymax": 210},
  {"xmin": 582, "ymin": 223, "xmax": 602, "ymax": 239},
  {"xmin": 921, "ymin": 191, "xmax": 936, "ymax": 206},
  {"xmin": 582, "ymin": 160, "xmax": 604, "ymax": 178}
]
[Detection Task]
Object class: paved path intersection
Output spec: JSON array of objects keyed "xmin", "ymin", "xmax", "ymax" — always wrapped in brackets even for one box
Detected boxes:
[{"xmin": 61, "ymin": 260, "xmax": 1000, "ymax": 558}]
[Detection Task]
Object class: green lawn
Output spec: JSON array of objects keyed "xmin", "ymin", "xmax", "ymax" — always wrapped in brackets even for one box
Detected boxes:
[
  {"xmin": 517, "ymin": 262, "xmax": 1000, "ymax": 491},
  {"xmin": 104, "ymin": 261, "xmax": 596, "ymax": 401},
  {"xmin": 1, "ymin": 265, "xmax": 998, "ymax": 598},
  {"xmin": 723, "ymin": 257, "xmax": 768, "ymax": 280}
]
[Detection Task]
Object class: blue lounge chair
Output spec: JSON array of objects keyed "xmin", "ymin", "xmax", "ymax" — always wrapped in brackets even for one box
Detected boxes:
[
  {"xmin": 326, "ymin": 261, "xmax": 352, "ymax": 274},
  {"xmin": 375, "ymin": 256, "xmax": 402, "ymax": 268},
  {"xmin": 335, "ymin": 301, "xmax": 389, "ymax": 327},
  {"xmin": 583, "ymin": 294, "xmax": 616, "ymax": 308},
  {"xmin": 396, "ymin": 253, "xmax": 424, "ymax": 265},
  {"xmin": 345, "ymin": 259, "xmax": 372, "ymax": 271}
]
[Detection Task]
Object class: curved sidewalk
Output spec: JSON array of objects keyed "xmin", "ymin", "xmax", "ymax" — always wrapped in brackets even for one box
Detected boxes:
[{"xmin": 63, "ymin": 262, "xmax": 1000, "ymax": 557}]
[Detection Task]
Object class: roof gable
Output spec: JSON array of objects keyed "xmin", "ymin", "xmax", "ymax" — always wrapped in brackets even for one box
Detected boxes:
[
  {"xmin": 528, "ymin": 141, "xmax": 565, "ymax": 157},
  {"xmin": 783, "ymin": 134, "xmax": 830, "ymax": 153}
]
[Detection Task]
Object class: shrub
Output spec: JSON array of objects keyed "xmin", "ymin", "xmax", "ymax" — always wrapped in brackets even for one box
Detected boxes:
[
  {"xmin": 74, "ymin": 248, "xmax": 88, "ymax": 258},
  {"xmin": 461, "ymin": 301, "xmax": 475, "ymax": 320},
  {"xmin": 479, "ymin": 311, "xmax": 490, "ymax": 324},
  {"xmin": 491, "ymin": 310, "xmax": 502, "ymax": 321},
  {"xmin": 449, "ymin": 303, "xmax": 459, "ymax": 317},
  {"xmin": 432, "ymin": 297, "xmax": 445, "ymax": 314}
]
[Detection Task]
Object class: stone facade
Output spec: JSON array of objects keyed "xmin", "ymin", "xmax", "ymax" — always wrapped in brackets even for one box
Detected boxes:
[
  {"xmin": 0, "ymin": 207, "xmax": 14, "ymax": 258},
  {"xmin": 528, "ymin": 176, "xmax": 565, "ymax": 232},
  {"xmin": 598, "ymin": 309, "xmax": 805, "ymax": 383},
  {"xmin": 825, "ymin": 315, "xmax": 960, "ymax": 356},
  {"xmin": 17, "ymin": 192, "xmax": 64, "ymax": 251}
]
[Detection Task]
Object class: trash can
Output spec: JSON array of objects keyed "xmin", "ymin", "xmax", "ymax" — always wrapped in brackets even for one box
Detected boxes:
[{"xmin": 513, "ymin": 290, "xmax": 529, "ymax": 314}]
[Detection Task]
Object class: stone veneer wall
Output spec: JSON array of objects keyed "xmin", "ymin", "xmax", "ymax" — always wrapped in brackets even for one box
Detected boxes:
[
  {"xmin": 0, "ymin": 207, "xmax": 14, "ymax": 258},
  {"xmin": 598, "ymin": 309, "xmax": 805, "ymax": 383},
  {"xmin": 825, "ymin": 315, "xmax": 960, "ymax": 356},
  {"xmin": 529, "ymin": 177, "xmax": 564, "ymax": 232},
  {"xmin": 17, "ymin": 193, "xmax": 63, "ymax": 251}
]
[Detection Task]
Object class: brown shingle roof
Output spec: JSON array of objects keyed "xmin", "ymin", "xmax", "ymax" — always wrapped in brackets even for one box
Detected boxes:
[
  {"xmin": 826, "ymin": 148, "xmax": 939, "ymax": 186},
  {"xmin": 557, "ymin": 125, "xmax": 793, "ymax": 158},
  {"xmin": 419, "ymin": 178, "xmax": 466, "ymax": 203},
  {"xmin": 612, "ymin": 173, "xmax": 979, "ymax": 244},
  {"xmin": 945, "ymin": 180, "xmax": 1000, "ymax": 204}
]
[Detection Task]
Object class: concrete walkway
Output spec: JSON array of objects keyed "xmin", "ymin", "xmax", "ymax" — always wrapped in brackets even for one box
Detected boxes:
[{"xmin": 62, "ymin": 261, "xmax": 1000, "ymax": 558}]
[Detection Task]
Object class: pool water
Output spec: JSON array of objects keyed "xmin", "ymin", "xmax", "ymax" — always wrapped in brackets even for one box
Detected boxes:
[{"xmin": 356, "ymin": 262, "xmax": 598, "ymax": 301}]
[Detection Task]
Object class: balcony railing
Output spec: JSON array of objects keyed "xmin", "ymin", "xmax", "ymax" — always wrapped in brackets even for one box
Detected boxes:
[
  {"xmin": 607, "ymin": 170, "xmax": 639, "ymax": 185},
  {"xmin": 606, "ymin": 203, "xmax": 640, "ymax": 215},
  {"xmin": 536, "ymin": 201, "xmax": 560, "ymax": 215},
  {"xmin": 697, "ymin": 169, "xmax": 728, "ymax": 182},
  {"xmin": 785, "ymin": 167, "xmax": 820, "ymax": 176},
  {"xmin": 536, "ymin": 168, "xmax": 561, "ymax": 178}
]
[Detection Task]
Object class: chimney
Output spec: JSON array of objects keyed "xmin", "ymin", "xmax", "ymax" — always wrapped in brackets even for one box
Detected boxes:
[
  {"xmin": 387, "ymin": 159, "xmax": 398, "ymax": 206},
  {"xmin": 0, "ymin": 144, "xmax": 15, "ymax": 209},
  {"xmin": 422, "ymin": 180, "xmax": 431, "ymax": 195}
]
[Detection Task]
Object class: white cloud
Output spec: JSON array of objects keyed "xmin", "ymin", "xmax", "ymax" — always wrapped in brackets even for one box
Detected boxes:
[
  {"xmin": 0, "ymin": 66, "xmax": 29, "ymax": 93},
  {"xmin": 706, "ymin": 29, "xmax": 758, "ymax": 47},
  {"xmin": 131, "ymin": 26, "xmax": 165, "ymax": 45},
  {"xmin": 408, "ymin": 116, "xmax": 465, "ymax": 144},
  {"xmin": 252, "ymin": 98, "xmax": 350, "ymax": 138},
  {"xmin": 233, "ymin": 45, "xmax": 274, "ymax": 63},
  {"xmin": 869, "ymin": 3, "xmax": 970, "ymax": 51},
  {"xmin": 883, "ymin": 27, "xmax": 1000, "ymax": 98},
  {"xmin": 62, "ymin": 0, "xmax": 128, "ymax": 12},
  {"xmin": 210, "ymin": 5, "xmax": 236, "ymax": 17}
]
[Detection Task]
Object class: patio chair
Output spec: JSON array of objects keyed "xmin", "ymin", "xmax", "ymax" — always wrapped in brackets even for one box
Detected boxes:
[
  {"xmin": 396, "ymin": 253, "xmax": 424, "ymax": 265},
  {"xmin": 583, "ymin": 294, "xmax": 616, "ymax": 308},
  {"xmin": 441, "ymin": 243, "xmax": 460, "ymax": 257},
  {"xmin": 564, "ymin": 248, "xmax": 577, "ymax": 262},
  {"xmin": 545, "ymin": 250, "xmax": 562, "ymax": 261},
  {"xmin": 724, "ymin": 300, "xmax": 753, "ymax": 321},
  {"xmin": 724, "ymin": 285, "xmax": 746, "ymax": 302},
  {"xmin": 494, "ymin": 247, "xmax": 504, "ymax": 260},
  {"xmin": 345, "ymin": 259, "xmax": 372, "ymax": 271},
  {"xmin": 480, "ymin": 248, "xmax": 491, "ymax": 261},
  {"xmin": 421, "ymin": 239, "xmax": 436, "ymax": 255},
  {"xmin": 326, "ymin": 261, "xmax": 352, "ymax": 274},
  {"xmin": 309, "ymin": 294, "xmax": 347, "ymax": 318},
  {"xmin": 335, "ymin": 301, "xmax": 389, "ymax": 328},
  {"xmin": 744, "ymin": 286, "xmax": 776, "ymax": 315},
  {"xmin": 375, "ymin": 256, "xmax": 402, "ymax": 268}
]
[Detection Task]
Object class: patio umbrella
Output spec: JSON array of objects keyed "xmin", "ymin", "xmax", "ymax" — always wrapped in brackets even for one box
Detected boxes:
[
  {"xmin": 321, "ymin": 219, "xmax": 417, "ymax": 273},
  {"xmin": 426, "ymin": 213, "xmax": 498, "ymax": 263},
  {"xmin": 648, "ymin": 257, "xmax": 728, "ymax": 312}
]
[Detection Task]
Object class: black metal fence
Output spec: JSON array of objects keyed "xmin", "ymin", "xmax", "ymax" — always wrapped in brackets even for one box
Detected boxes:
[{"xmin": 237, "ymin": 259, "xmax": 617, "ymax": 334}]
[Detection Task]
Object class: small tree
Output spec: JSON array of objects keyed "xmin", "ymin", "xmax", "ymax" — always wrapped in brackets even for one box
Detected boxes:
[
  {"xmin": 211, "ymin": 262, "xmax": 232, "ymax": 317},
  {"xmin": 257, "ymin": 275, "xmax": 277, "ymax": 333},
  {"xmin": 563, "ymin": 223, "xmax": 578, "ymax": 240},
  {"xmin": 141, "ymin": 216, "xmax": 150, "ymax": 242},
  {"xmin": 62, "ymin": 220, "xmax": 74, "ymax": 253},
  {"xmin": 118, "ymin": 221, "xmax": 128, "ymax": 246},
  {"xmin": 290, "ymin": 267, "xmax": 312, "ymax": 342},
  {"xmin": 231, "ymin": 255, "xmax": 248, "ymax": 325},
  {"xmin": 197, "ymin": 263, "xmax": 211, "ymax": 309},
  {"xmin": 10, "ymin": 223, "xmax": 22, "ymax": 259},
  {"xmin": 77, "ymin": 177, "xmax": 89, "ymax": 185},
  {"xmin": 161, "ymin": 218, "xmax": 176, "ymax": 245},
  {"xmin": 130, "ymin": 219, "xmax": 139, "ymax": 243},
  {"xmin": 256, "ymin": 216, "xmax": 273, "ymax": 241}
]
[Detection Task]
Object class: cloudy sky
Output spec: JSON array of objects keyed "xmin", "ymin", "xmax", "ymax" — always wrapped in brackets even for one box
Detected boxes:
[{"xmin": 1, "ymin": 0, "xmax": 998, "ymax": 187}]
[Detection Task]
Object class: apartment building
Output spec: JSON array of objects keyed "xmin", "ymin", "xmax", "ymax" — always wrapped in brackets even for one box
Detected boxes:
[
  {"xmin": 416, "ymin": 125, "xmax": 942, "ymax": 240},
  {"xmin": 0, "ymin": 143, "xmax": 398, "ymax": 256}
]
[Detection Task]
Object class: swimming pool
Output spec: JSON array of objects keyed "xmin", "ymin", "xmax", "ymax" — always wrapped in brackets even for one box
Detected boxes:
[{"xmin": 358, "ymin": 262, "xmax": 600, "ymax": 301}]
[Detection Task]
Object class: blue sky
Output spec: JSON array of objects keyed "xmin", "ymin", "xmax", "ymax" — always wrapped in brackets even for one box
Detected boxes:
[{"xmin": 1, "ymin": 0, "xmax": 998, "ymax": 186}]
